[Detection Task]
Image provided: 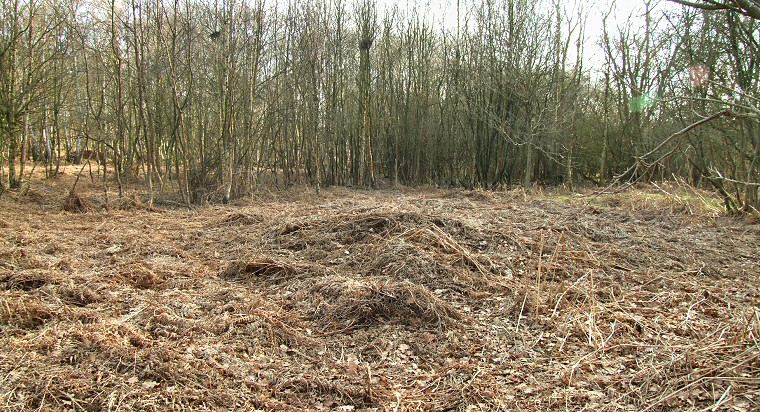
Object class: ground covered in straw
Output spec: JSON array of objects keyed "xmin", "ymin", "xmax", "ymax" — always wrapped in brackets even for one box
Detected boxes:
[{"xmin": 1, "ymin": 173, "xmax": 759, "ymax": 411}]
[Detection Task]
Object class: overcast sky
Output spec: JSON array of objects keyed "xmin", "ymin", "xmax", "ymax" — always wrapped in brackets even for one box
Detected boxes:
[{"xmin": 371, "ymin": 0, "xmax": 678, "ymax": 71}]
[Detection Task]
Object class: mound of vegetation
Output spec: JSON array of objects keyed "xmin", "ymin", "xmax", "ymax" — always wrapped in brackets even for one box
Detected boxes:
[{"xmin": 1, "ymin": 182, "xmax": 758, "ymax": 410}]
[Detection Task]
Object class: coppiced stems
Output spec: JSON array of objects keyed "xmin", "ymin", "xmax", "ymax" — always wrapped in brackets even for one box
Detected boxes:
[{"xmin": 1, "ymin": 0, "xmax": 758, "ymax": 209}]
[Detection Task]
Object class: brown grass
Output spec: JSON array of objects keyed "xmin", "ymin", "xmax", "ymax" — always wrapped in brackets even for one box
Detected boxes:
[{"xmin": 0, "ymin": 165, "xmax": 758, "ymax": 411}]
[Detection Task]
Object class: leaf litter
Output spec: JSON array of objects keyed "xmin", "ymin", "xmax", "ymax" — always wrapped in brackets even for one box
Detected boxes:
[{"xmin": 0, "ymin": 177, "xmax": 758, "ymax": 411}]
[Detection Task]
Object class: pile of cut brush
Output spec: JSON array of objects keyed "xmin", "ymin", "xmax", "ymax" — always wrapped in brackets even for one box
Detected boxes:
[{"xmin": 1, "ymin": 178, "xmax": 758, "ymax": 411}]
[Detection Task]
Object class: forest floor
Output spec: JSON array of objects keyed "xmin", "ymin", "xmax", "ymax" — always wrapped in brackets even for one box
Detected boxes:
[{"xmin": 1, "ymin": 166, "xmax": 759, "ymax": 411}]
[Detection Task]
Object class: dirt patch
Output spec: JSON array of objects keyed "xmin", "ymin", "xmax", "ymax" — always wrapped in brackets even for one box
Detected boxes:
[{"xmin": 0, "ymin": 177, "xmax": 758, "ymax": 410}]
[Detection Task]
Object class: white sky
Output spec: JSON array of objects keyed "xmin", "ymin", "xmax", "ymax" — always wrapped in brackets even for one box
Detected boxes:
[{"xmin": 372, "ymin": 0, "xmax": 680, "ymax": 71}]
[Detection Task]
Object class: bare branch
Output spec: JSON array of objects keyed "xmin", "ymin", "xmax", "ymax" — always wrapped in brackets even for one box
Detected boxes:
[
  {"xmin": 668, "ymin": 0, "xmax": 760, "ymax": 19},
  {"xmin": 593, "ymin": 110, "xmax": 738, "ymax": 196}
]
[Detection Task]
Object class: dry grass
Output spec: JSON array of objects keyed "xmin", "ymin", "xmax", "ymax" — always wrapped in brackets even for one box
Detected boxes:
[{"xmin": 0, "ymin": 166, "xmax": 758, "ymax": 411}]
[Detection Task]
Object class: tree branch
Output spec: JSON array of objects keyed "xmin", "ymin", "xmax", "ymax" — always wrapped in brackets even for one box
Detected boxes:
[
  {"xmin": 734, "ymin": 0, "xmax": 760, "ymax": 19},
  {"xmin": 668, "ymin": 0, "xmax": 732, "ymax": 11},
  {"xmin": 593, "ymin": 110, "xmax": 737, "ymax": 196},
  {"xmin": 668, "ymin": 0, "xmax": 760, "ymax": 19}
]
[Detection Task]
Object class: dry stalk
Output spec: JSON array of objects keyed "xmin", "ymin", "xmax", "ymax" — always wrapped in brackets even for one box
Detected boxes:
[
  {"xmin": 551, "ymin": 270, "xmax": 591, "ymax": 319},
  {"xmin": 534, "ymin": 230, "xmax": 545, "ymax": 321},
  {"xmin": 516, "ymin": 293, "xmax": 528, "ymax": 333}
]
